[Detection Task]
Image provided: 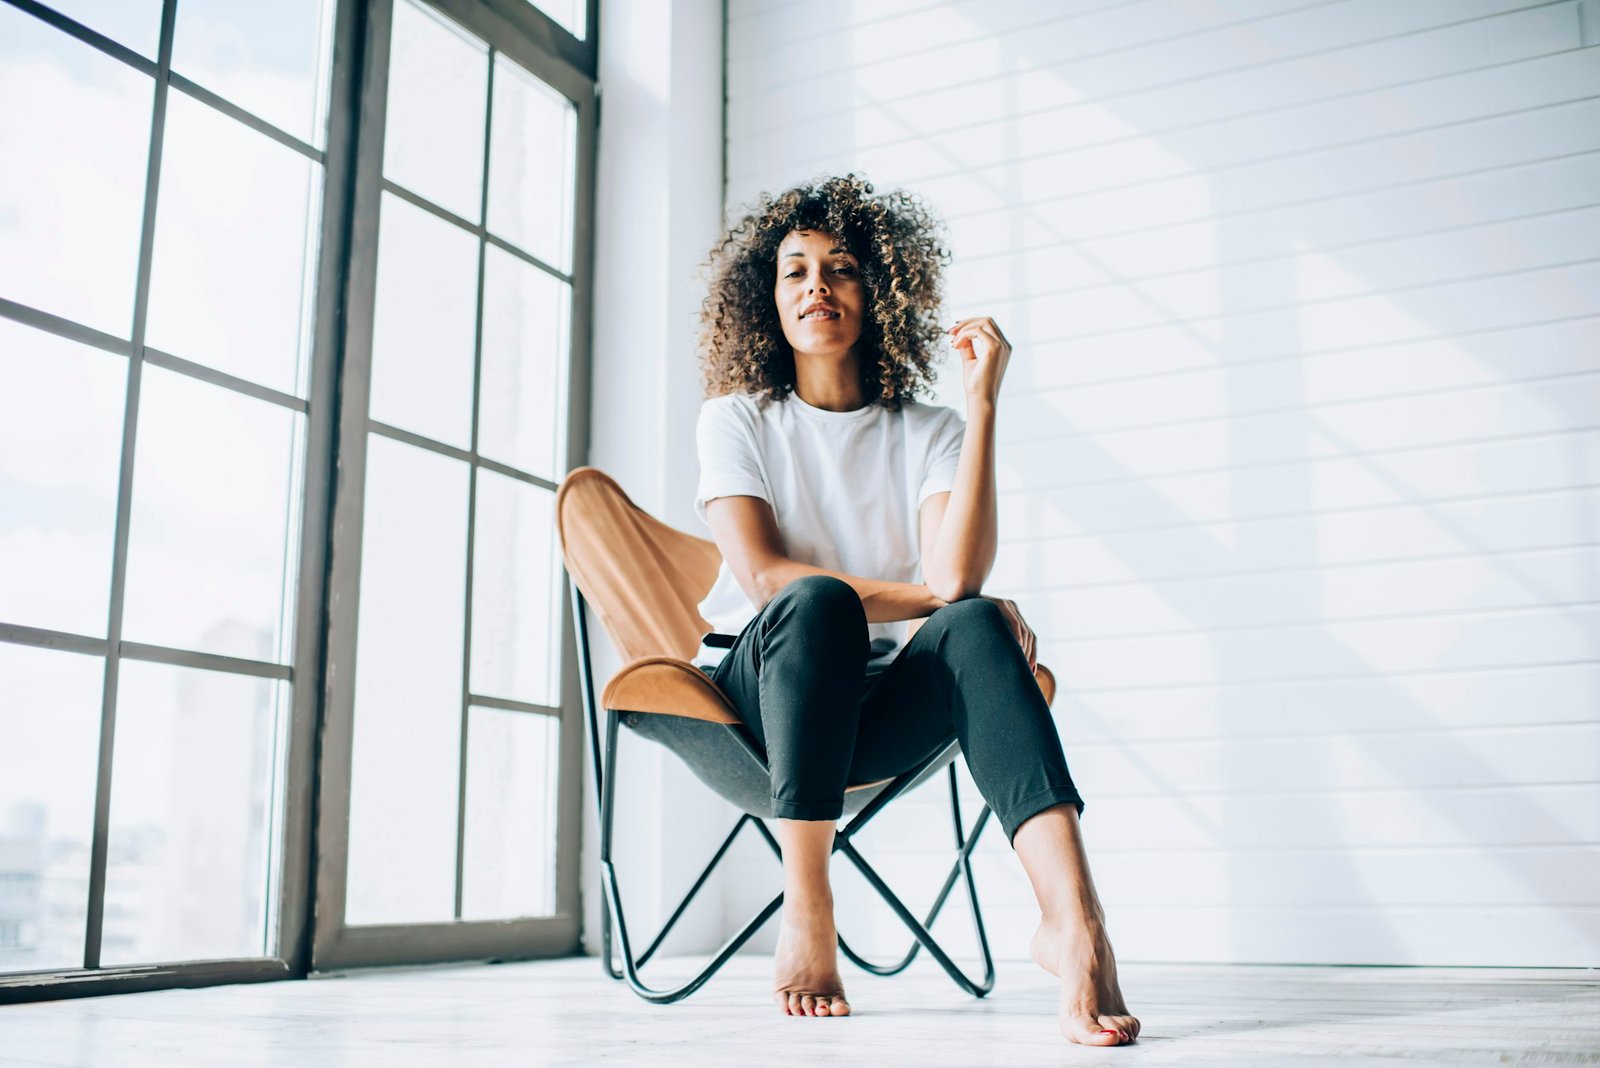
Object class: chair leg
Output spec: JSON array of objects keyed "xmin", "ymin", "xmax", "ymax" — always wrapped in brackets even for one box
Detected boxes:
[
  {"xmin": 595, "ymin": 707, "xmax": 785, "ymax": 1003},
  {"xmin": 572, "ymin": 586, "xmax": 624, "ymax": 981},
  {"xmin": 753, "ymin": 757, "xmax": 998, "ymax": 996},
  {"xmin": 834, "ymin": 764, "xmax": 997, "ymax": 996},
  {"xmin": 599, "ymin": 888, "xmax": 622, "ymax": 981},
  {"xmin": 752, "ymin": 761, "xmax": 997, "ymax": 995},
  {"xmin": 635, "ymin": 815, "xmax": 754, "ymax": 968},
  {"xmin": 838, "ymin": 808, "xmax": 985, "ymax": 978}
]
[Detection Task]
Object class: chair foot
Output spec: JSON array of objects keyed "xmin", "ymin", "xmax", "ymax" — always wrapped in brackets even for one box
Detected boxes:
[{"xmin": 600, "ymin": 860, "xmax": 783, "ymax": 1003}]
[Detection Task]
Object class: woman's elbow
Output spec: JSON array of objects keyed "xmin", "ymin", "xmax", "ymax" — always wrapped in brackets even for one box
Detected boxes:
[
  {"xmin": 741, "ymin": 564, "xmax": 781, "ymax": 609},
  {"xmin": 926, "ymin": 571, "xmax": 982, "ymax": 603}
]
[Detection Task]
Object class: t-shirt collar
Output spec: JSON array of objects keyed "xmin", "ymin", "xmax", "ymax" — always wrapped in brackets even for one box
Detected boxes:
[{"xmin": 785, "ymin": 390, "xmax": 880, "ymax": 422}]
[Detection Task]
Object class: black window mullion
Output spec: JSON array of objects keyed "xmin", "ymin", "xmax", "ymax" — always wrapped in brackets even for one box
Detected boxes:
[
  {"xmin": 82, "ymin": 0, "xmax": 179, "ymax": 973},
  {"xmin": 0, "ymin": 296, "xmax": 134, "ymax": 359},
  {"xmin": 3, "ymin": 0, "xmax": 159, "ymax": 75},
  {"xmin": 168, "ymin": 72, "xmax": 326, "ymax": 163},
  {"xmin": 379, "ymin": 176, "xmax": 573, "ymax": 284},
  {"xmin": 453, "ymin": 49, "xmax": 497, "ymax": 923}
]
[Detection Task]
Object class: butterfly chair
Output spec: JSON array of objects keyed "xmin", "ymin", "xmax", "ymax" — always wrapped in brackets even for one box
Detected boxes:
[{"xmin": 555, "ymin": 465, "xmax": 1058, "ymax": 1004}]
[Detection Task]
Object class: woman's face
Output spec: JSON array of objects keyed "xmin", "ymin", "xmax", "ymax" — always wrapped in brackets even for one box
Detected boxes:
[{"xmin": 773, "ymin": 229, "xmax": 864, "ymax": 358}]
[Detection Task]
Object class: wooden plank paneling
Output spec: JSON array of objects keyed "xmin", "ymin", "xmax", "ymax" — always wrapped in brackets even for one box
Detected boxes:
[{"xmin": 724, "ymin": 0, "xmax": 1600, "ymax": 967}]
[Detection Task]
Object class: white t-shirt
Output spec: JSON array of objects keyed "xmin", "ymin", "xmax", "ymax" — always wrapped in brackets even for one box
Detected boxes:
[{"xmin": 692, "ymin": 390, "xmax": 966, "ymax": 670}]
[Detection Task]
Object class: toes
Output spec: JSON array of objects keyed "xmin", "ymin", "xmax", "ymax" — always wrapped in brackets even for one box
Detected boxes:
[
  {"xmin": 777, "ymin": 989, "xmax": 850, "ymax": 1019},
  {"xmin": 1067, "ymin": 1016, "xmax": 1122, "ymax": 1046},
  {"xmin": 1099, "ymin": 1013, "xmax": 1139, "ymax": 1042}
]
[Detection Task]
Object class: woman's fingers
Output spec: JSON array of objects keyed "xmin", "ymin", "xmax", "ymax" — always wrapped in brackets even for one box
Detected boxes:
[
  {"xmin": 951, "ymin": 327, "xmax": 1006, "ymax": 363},
  {"xmin": 951, "ymin": 326, "xmax": 983, "ymax": 352},
  {"xmin": 948, "ymin": 315, "xmax": 1009, "ymax": 345},
  {"xmin": 950, "ymin": 322, "xmax": 1012, "ymax": 358},
  {"xmin": 1004, "ymin": 601, "xmax": 1028, "ymax": 656},
  {"xmin": 1009, "ymin": 602, "xmax": 1037, "ymax": 672},
  {"xmin": 979, "ymin": 592, "xmax": 1036, "ymax": 671}
]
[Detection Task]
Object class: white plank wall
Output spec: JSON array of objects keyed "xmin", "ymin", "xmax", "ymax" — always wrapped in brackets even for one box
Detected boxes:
[{"xmin": 715, "ymin": 0, "xmax": 1600, "ymax": 967}]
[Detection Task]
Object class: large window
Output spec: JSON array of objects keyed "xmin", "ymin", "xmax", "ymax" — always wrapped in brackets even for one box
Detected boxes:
[
  {"xmin": 314, "ymin": 0, "xmax": 593, "ymax": 969},
  {"xmin": 0, "ymin": 0, "xmax": 595, "ymax": 997}
]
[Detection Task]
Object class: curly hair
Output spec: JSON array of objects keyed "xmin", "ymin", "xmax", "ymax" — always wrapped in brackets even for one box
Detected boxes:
[{"xmin": 698, "ymin": 174, "xmax": 951, "ymax": 411}]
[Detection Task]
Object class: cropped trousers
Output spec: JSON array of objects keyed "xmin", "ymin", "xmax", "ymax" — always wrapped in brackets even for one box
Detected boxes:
[{"xmin": 708, "ymin": 574, "xmax": 1085, "ymax": 843}]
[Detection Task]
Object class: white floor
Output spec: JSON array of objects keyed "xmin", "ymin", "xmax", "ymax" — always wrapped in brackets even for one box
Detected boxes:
[{"xmin": 4, "ymin": 956, "xmax": 1598, "ymax": 1067}]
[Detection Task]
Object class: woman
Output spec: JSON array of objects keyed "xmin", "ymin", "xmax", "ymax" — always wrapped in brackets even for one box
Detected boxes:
[{"xmin": 692, "ymin": 175, "xmax": 1139, "ymax": 1046}]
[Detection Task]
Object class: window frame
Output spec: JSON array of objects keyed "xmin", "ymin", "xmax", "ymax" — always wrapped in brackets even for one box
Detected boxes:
[
  {"xmin": 310, "ymin": 0, "xmax": 595, "ymax": 971},
  {"xmin": 0, "ymin": 0, "xmax": 597, "ymax": 1001}
]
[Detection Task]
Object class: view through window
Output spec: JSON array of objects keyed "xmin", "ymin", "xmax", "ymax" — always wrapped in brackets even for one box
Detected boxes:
[{"xmin": 0, "ymin": 0, "xmax": 593, "ymax": 994}]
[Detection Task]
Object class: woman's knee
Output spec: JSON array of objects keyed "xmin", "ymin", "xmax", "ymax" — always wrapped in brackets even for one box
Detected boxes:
[
  {"xmin": 928, "ymin": 595, "xmax": 1006, "ymax": 633},
  {"xmin": 771, "ymin": 574, "xmax": 860, "ymax": 614},
  {"xmin": 764, "ymin": 574, "xmax": 866, "ymax": 631},
  {"xmin": 923, "ymin": 596, "xmax": 1015, "ymax": 654}
]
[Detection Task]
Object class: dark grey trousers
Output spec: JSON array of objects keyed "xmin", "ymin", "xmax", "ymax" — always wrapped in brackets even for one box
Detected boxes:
[{"xmin": 708, "ymin": 574, "xmax": 1085, "ymax": 843}]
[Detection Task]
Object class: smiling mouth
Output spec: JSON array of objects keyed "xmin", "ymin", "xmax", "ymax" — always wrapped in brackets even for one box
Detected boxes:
[{"xmin": 801, "ymin": 311, "xmax": 840, "ymax": 320}]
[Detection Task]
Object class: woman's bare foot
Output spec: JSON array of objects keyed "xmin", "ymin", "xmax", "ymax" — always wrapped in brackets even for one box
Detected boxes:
[
  {"xmin": 772, "ymin": 898, "xmax": 850, "ymax": 1017},
  {"xmin": 1031, "ymin": 915, "xmax": 1139, "ymax": 1045}
]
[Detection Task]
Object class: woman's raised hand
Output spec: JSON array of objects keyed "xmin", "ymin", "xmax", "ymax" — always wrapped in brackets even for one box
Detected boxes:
[{"xmin": 948, "ymin": 316, "xmax": 1012, "ymax": 406}]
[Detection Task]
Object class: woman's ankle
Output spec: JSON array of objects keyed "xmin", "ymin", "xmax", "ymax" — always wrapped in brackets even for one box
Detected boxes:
[
  {"xmin": 783, "ymin": 889, "xmax": 834, "ymax": 916},
  {"xmin": 1040, "ymin": 901, "xmax": 1106, "ymax": 934}
]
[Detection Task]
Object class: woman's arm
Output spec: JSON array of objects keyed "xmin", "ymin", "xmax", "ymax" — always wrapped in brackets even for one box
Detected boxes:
[
  {"xmin": 921, "ymin": 316, "xmax": 1012, "ymax": 602},
  {"xmin": 705, "ymin": 495, "xmax": 948, "ymax": 623}
]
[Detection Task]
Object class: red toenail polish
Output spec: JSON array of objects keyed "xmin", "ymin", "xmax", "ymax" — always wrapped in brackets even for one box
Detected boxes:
[{"xmin": 1100, "ymin": 1029, "xmax": 1117, "ymax": 1034}]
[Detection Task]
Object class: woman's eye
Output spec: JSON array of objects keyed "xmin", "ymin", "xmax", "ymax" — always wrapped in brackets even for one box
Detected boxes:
[
  {"xmin": 834, "ymin": 265, "xmax": 856, "ymax": 274},
  {"xmin": 785, "ymin": 270, "xmax": 803, "ymax": 279}
]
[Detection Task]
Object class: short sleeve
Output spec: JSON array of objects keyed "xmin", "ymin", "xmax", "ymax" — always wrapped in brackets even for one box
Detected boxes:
[
  {"xmin": 694, "ymin": 396, "xmax": 771, "ymax": 526},
  {"xmin": 917, "ymin": 406, "xmax": 965, "ymax": 505}
]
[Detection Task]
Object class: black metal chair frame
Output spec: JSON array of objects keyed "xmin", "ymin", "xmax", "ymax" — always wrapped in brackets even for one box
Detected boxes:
[{"xmin": 572, "ymin": 585, "xmax": 997, "ymax": 1005}]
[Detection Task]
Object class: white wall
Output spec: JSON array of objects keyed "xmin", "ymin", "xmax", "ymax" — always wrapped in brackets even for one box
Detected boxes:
[
  {"xmin": 580, "ymin": 0, "xmax": 727, "ymax": 957},
  {"xmin": 720, "ymin": 0, "xmax": 1600, "ymax": 967}
]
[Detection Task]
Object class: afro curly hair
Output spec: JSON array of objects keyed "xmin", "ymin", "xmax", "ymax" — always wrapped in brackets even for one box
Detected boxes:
[{"xmin": 697, "ymin": 174, "xmax": 951, "ymax": 412}]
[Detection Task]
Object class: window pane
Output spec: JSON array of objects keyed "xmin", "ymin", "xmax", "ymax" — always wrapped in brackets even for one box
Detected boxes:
[
  {"xmin": 33, "ymin": 0, "xmax": 163, "ymax": 58},
  {"xmin": 144, "ymin": 90, "xmax": 321, "ymax": 399},
  {"xmin": 368, "ymin": 192, "xmax": 478, "ymax": 449},
  {"xmin": 383, "ymin": 0, "xmax": 487, "ymax": 222},
  {"xmin": 121, "ymin": 366, "xmax": 303, "ymax": 664},
  {"xmin": 461, "ymin": 707, "xmax": 558, "ymax": 920},
  {"xmin": 477, "ymin": 245, "xmax": 569, "ymax": 481},
  {"xmin": 518, "ymin": 0, "xmax": 585, "ymax": 40},
  {"xmin": 471, "ymin": 471, "xmax": 562, "ymax": 709},
  {"xmin": 0, "ymin": 320, "xmax": 126, "ymax": 638},
  {"xmin": 345, "ymin": 434, "xmax": 468, "ymax": 925},
  {"xmin": 171, "ymin": 0, "xmax": 337, "ymax": 148},
  {"xmin": 102, "ymin": 660, "xmax": 285, "ymax": 965},
  {"xmin": 487, "ymin": 56, "xmax": 576, "ymax": 274},
  {"xmin": 0, "ymin": 6, "xmax": 151, "ymax": 338},
  {"xmin": 0, "ymin": 644, "xmax": 103, "ymax": 973}
]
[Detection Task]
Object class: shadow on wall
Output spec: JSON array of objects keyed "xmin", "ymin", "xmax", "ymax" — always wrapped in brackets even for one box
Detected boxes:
[{"xmin": 718, "ymin": 0, "xmax": 1600, "ymax": 967}]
